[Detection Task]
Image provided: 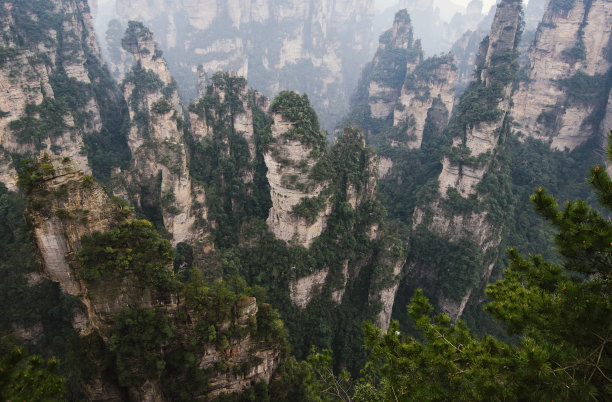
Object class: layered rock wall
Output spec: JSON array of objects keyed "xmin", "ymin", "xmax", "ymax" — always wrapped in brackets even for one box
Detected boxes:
[
  {"xmin": 118, "ymin": 22, "xmax": 206, "ymax": 245},
  {"xmin": 412, "ymin": 0, "xmax": 522, "ymax": 318},
  {"xmin": 511, "ymin": 0, "xmax": 612, "ymax": 151},
  {"xmin": 25, "ymin": 156, "xmax": 152, "ymax": 333},
  {"xmin": 366, "ymin": 10, "xmax": 422, "ymax": 123},
  {"xmin": 0, "ymin": 0, "xmax": 109, "ymax": 189},
  {"xmin": 393, "ymin": 54, "xmax": 457, "ymax": 149},
  {"xmin": 26, "ymin": 156, "xmax": 282, "ymax": 400},
  {"xmin": 264, "ymin": 113, "xmax": 331, "ymax": 247}
]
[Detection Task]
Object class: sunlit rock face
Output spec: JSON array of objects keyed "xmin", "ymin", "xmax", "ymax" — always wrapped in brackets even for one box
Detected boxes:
[
  {"xmin": 106, "ymin": 0, "xmax": 375, "ymax": 128},
  {"xmin": 512, "ymin": 0, "xmax": 612, "ymax": 151}
]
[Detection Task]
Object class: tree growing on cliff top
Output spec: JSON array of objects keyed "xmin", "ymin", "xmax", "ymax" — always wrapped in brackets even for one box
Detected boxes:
[{"xmin": 353, "ymin": 134, "xmax": 612, "ymax": 401}]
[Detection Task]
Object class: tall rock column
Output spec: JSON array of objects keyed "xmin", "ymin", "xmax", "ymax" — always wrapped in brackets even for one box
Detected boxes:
[
  {"xmin": 511, "ymin": 0, "xmax": 612, "ymax": 151},
  {"xmin": 364, "ymin": 10, "xmax": 422, "ymax": 124},
  {"xmin": 351, "ymin": 9, "xmax": 457, "ymax": 158},
  {"xmin": 108, "ymin": 0, "xmax": 376, "ymax": 128},
  {"xmin": 412, "ymin": 0, "xmax": 522, "ymax": 319},
  {"xmin": 118, "ymin": 21, "xmax": 206, "ymax": 245},
  {"xmin": 393, "ymin": 53, "xmax": 457, "ymax": 149},
  {"xmin": 0, "ymin": 0, "xmax": 127, "ymax": 189},
  {"xmin": 263, "ymin": 92, "xmax": 332, "ymax": 247}
]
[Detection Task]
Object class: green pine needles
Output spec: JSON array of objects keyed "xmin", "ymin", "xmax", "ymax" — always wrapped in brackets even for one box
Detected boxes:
[{"xmin": 313, "ymin": 133, "xmax": 612, "ymax": 401}]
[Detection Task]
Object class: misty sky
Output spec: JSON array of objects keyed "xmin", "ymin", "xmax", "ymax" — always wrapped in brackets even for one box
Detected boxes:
[{"xmin": 375, "ymin": 0, "xmax": 499, "ymax": 11}]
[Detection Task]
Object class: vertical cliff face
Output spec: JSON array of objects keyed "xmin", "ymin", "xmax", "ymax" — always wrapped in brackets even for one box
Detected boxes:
[
  {"xmin": 24, "ymin": 156, "xmax": 166, "ymax": 334},
  {"xmin": 189, "ymin": 72, "xmax": 260, "ymax": 181},
  {"xmin": 511, "ymin": 0, "xmax": 612, "ymax": 151},
  {"xmin": 263, "ymin": 92, "xmax": 332, "ymax": 247},
  {"xmin": 393, "ymin": 54, "xmax": 457, "ymax": 149},
  {"xmin": 409, "ymin": 0, "xmax": 522, "ymax": 318},
  {"xmin": 351, "ymin": 9, "xmax": 457, "ymax": 151},
  {"xmin": 0, "ymin": 0, "xmax": 129, "ymax": 190},
  {"xmin": 117, "ymin": 22, "xmax": 206, "ymax": 246},
  {"xmin": 25, "ymin": 156, "xmax": 283, "ymax": 400},
  {"xmin": 106, "ymin": 0, "xmax": 375, "ymax": 128},
  {"xmin": 278, "ymin": 124, "xmax": 406, "ymax": 336},
  {"xmin": 437, "ymin": 0, "xmax": 521, "ymax": 199},
  {"xmin": 364, "ymin": 10, "xmax": 422, "ymax": 124}
]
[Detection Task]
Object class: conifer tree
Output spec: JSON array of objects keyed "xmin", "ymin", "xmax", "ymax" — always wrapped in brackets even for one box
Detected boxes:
[
  {"xmin": 357, "ymin": 134, "xmax": 612, "ymax": 401},
  {"xmin": 0, "ymin": 347, "xmax": 64, "ymax": 400}
]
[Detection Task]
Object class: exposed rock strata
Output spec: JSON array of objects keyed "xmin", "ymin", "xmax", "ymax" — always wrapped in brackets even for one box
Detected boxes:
[
  {"xmin": 264, "ymin": 113, "xmax": 332, "ymax": 247},
  {"xmin": 511, "ymin": 0, "xmax": 612, "ymax": 151},
  {"xmin": 0, "ymin": 0, "xmax": 112, "ymax": 189},
  {"xmin": 25, "ymin": 156, "xmax": 153, "ymax": 333},
  {"xmin": 118, "ymin": 22, "xmax": 207, "ymax": 245},
  {"xmin": 26, "ymin": 156, "xmax": 282, "ymax": 400},
  {"xmin": 290, "ymin": 268, "xmax": 329, "ymax": 308},
  {"xmin": 366, "ymin": 10, "xmax": 422, "ymax": 124},
  {"xmin": 393, "ymin": 54, "xmax": 457, "ymax": 149},
  {"xmin": 413, "ymin": 0, "xmax": 522, "ymax": 318},
  {"xmin": 354, "ymin": 10, "xmax": 457, "ymax": 151}
]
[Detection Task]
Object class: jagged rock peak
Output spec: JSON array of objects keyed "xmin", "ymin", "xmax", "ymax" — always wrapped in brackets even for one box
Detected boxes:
[
  {"xmin": 380, "ymin": 9, "xmax": 414, "ymax": 50},
  {"xmin": 121, "ymin": 20, "xmax": 173, "ymax": 85},
  {"xmin": 511, "ymin": 0, "xmax": 612, "ymax": 151},
  {"xmin": 477, "ymin": 0, "xmax": 522, "ymax": 85}
]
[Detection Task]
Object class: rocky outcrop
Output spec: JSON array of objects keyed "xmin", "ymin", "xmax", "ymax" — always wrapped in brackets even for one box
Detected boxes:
[
  {"xmin": 264, "ymin": 112, "xmax": 332, "ymax": 247},
  {"xmin": 290, "ymin": 268, "xmax": 329, "ymax": 308},
  {"xmin": 117, "ymin": 22, "xmax": 207, "ymax": 246},
  {"xmin": 24, "ymin": 156, "xmax": 150, "ymax": 333},
  {"xmin": 189, "ymin": 71, "xmax": 262, "ymax": 176},
  {"xmin": 511, "ymin": 0, "xmax": 612, "ymax": 151},
  {"xmin": 393, "ymin": 54, "xmax": 457, "ymax": 149},
  {"xmin": 197, "ymin": 297, "xmax": 281, "ymax": 399},
  {"xmin": 412, "ymin": 0, "xmax": 522, "ymax": 318},
  {"xmin": 353, "ymin": 10, "xmax": 457, "ymax": 151},
  {"xmin": 374, "ymin": 0, "xmax": 487, "ymax": 57},
  {"xmin": 437, "ymin": 0, "xmax": 521, "ymax": 199},
  {"xmin": 371, "ymin": 241, "xmax": 406, "ymax": 332},
  {"xmin": 366, "ymin": 10, "xmax": 422, "ymax": 123},
  {"xmin": 0, "ymin": 0, "xmax": 118, "ymax": 190},
  {"xmin": 107, "ymin": 0, "xmax": 376, "ymax": 128},
  {"xmin": 25, "ymin": 156, "xmax": 283, "ymax": 400}
]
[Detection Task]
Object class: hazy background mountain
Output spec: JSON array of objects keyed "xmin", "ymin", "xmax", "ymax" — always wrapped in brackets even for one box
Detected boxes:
[{"xmin": 90, "ymin": 0, "xmax": 528, "ymax": 130}]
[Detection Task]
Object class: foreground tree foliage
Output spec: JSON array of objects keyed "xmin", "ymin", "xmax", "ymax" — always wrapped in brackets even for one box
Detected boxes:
[
  {"xmin": 0, "ymin": 347, "xmax": 64, "ymax": 400},
  {"xmin": 318, "ymin": 136, "xmax": 612, "ymax": 401}
]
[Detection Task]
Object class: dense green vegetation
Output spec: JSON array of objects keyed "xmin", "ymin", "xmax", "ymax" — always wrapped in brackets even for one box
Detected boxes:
[
  {"xmin": 4, "ymin": 2, "xmax": 612, "ymax": 398},
  {"xmin": 109, "ymin": 308, "xmax": 174, "ymax": 387},
  {"xmin": 0, "ymin": 0, "xmax": 131, "ymax": 182},
  {"xmin": 204, "ymin": 124, "xmax": 404, "ymax": 374},
  {"xmin": 292, "ymin": 196, "xmax": 327, "ymax": 221},
  {"xmin": 0, "ymin": 345, "xmax": 64, "ymax": 400},
  {"xmin": 121, "ymin": 21, "xmax": 154, "ymax": 52},
  {"xmin": 188, "ymin": 72, "xmax": 271, "ymax": 247},
  {"xmin": 0, "ymin": 181, "xmax": 89, "ymax": 399},
  {"xmin": 269, "ymin": 91, "xmax": 327, "ymax": 155},
  {"xmin": 78, "ymin": 220, "xmax": 179, "ymax": 292},
  {"xmin": 283, "ymin": 146, "xmax": 611, "ymax": 401},
  {"xmin": 356, "ymin": 150, "xmax": 612, "ymax": 401}
]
